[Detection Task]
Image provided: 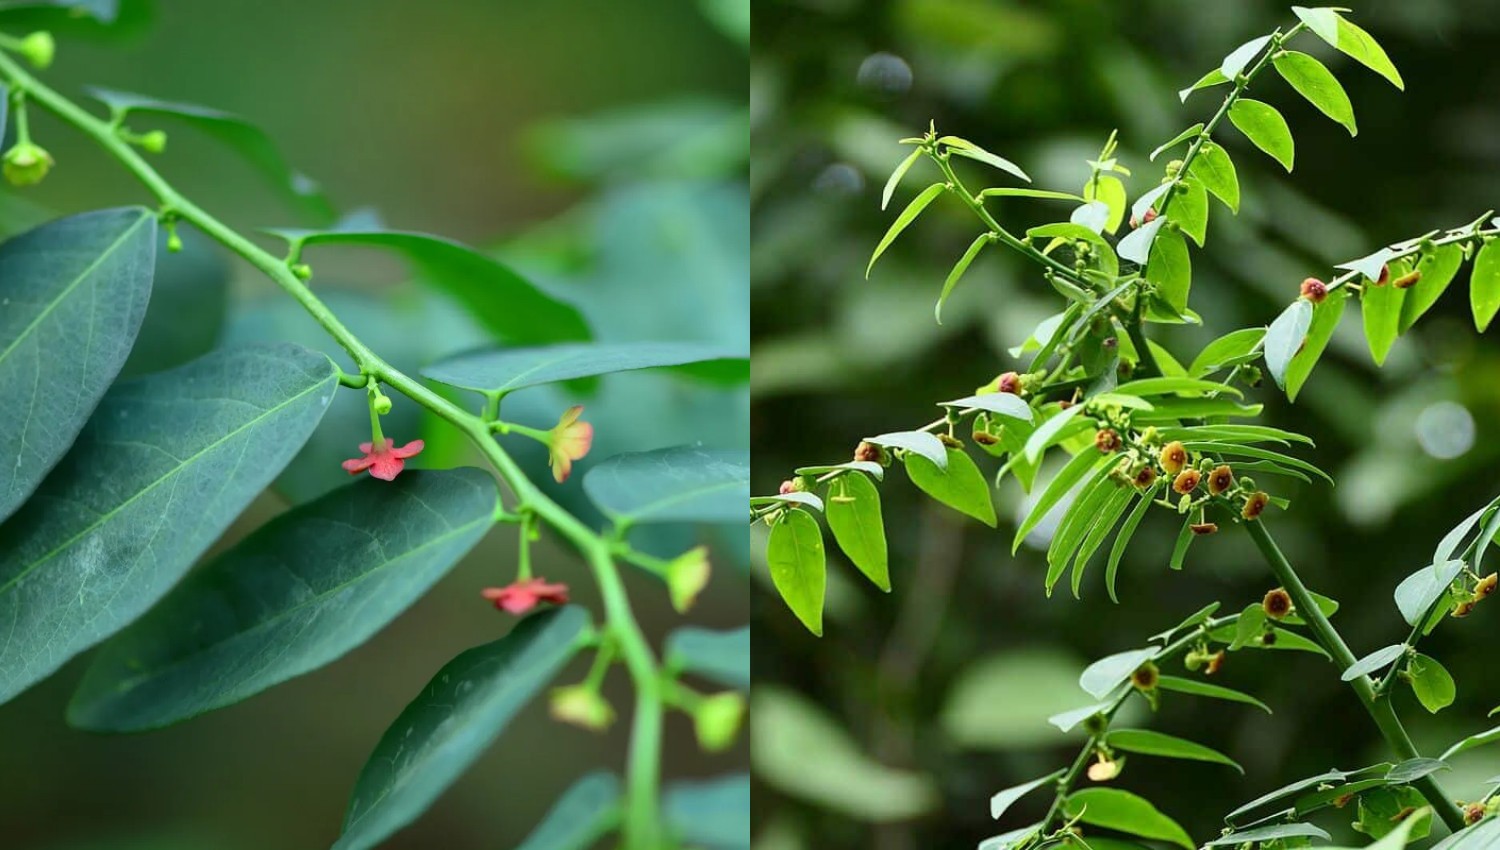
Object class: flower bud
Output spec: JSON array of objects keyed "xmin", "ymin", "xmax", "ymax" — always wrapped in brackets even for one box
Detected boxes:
[
  {"xmin": 1172, "ymin": 469, "xmax": 1201, "ymax": 495},
  {"xmin": 373, "ymin": 393, "xmax": 393, "ymax": 415},
  {"xmin": 1159, "ymin": 441, "xmax": 1188, "ymax": 475},
  {"xmin": 1241, "ymin": 491, "xmax": 1270, "ymax": 520},
  {"xmin": 550, "ymin": 685, "xmax": 615, "ymax": 732},
  {"xmin": 1139, "ymin": 426, "xmax": 1160, "ymax": 446},
  {"xmin": 1376, "ymin": 264, "xmax": 1390, "ymax": 287},
  {"xmin": 1206, "ymin": 464, "xmax": 1234, "ymax": 495},
  {"xmin": 19, "ymin": 31, "xmax": 54, "ymax": 69},
  {"xmin": 1190, "ymin": 522, "xmax": 1218, "ymax": 536},
  {"xmin": 1300, "ymin": 278, "xmax": 1328, "ymax": 303},
  {"xmin": 666, "ymin": 546, "xmax": 711, "ymax": 613},
  {"xmin": 139, "ymin": 130, "xmax": 168, "ymax": 154},
  {"xmin": 2, "ymin": 142, "xmax": 53, "ymax": 187},
  {"xmin": 1466, "ymin": 803, "xmax": 1487, "ymax": 825},
  {"xmin": 1087, "ymin": 756, "xmax": 1123, "ymax": 782},
  {"xmin": 693, "ymin": 691, "xmax": 746, "ymax": 753},
  {"xmin": 973, "ymin": 430, "xmax": 999, "ymax": 446},
  {"xmin": 778, "ymin": 479, "xmax": 796, "ymax": 495},
  {"xmin": 1131, "ymin": 661, "xmax": 1159, "ymax": 691},
  {"xmin": 1165, "ymin": 159, "xmax": 1184, "ymax": 178},
  {"xmin": 291, "ymin": 263, "xmax": 313, "ymax": 281},
  {"xmin": 1094, "ymin": 428, "xmax": 1122, "ymax": 453},
  {"xmin": 938, "ymin": 433, "xmax": 962, "ymax": 448},
  {"xmin": 1263, "ymin": 587, "xmax": 1293, "ymax": 620},
  {"xmin": 166, "ymin": 229, "xmax": 183, "ymax": 253},
  {"xmin": 996, "ymin": 371, "xmax": 1021, "ymax": 395},
  {"xmin": 854, "ymin": 441, "xmax": 885, "ymax": 464}
]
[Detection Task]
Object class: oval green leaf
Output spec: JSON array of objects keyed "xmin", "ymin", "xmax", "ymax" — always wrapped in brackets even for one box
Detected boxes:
[
  {"xmin": 1190, "ymin": 143, "xmax": 1239, "ymax": 213},
  {"xmin": 1079, "ymin": 647, "xmax": 1157, "ymax": 699},
  {"xmin": 1362, "ymin": 270, "xmax": 1407, "ymax": 365},
  {"xmin": 905, "ymin": 446, "xmax": 997, "ymax": 527},
  {"xmin": 1274, "ymin": 51, "xmax": 1357, "ymax": 136},
  {"xmin": 824, "ymin": 471, "xmax": 889, "ymax": 591},
  {"xmin": 1293, "ymin": 6, "xmax": 1404, "ymax": 89},
  {"xmin": 1472, "ymin": 240, "xmax": 1500, "ymax": 332},
  {"xmin": 1107, "ymin": 728, "xmax": 1242, "ymax": 772},
  {"xmin": 767, "ymin": 508, "xmax": 826, "ymax": 636},
  {"xmin": 583, "ymin": 445, "xmax": 748, "ymax": 526},
  {"xmin": 1227, "ymin": 99, "xmax": 1294, "ymax": 171},
  {"xmin": 1062, "ymin": 788, "xmax": 1193, "ymax": 849},
  {"xmin": 1409, "ymin": 652, "xmax": 1456, "ymax": 713},
  {"xmin": 1400, "ymin": 244, "xmax": 1463, "ymax": 332}
]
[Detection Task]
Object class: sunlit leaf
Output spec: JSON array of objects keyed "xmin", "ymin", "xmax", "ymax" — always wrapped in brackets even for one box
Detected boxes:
[
  {"xmin": 1472, "ymin": 239, "xmax": 1500, "ymax": 332},
  {"xmin": 1107, "ymin": 728, "xmax": 1242, "ymax": 772},
  {"xmin": 1293, "ymin": 6, "xmax": 1404, "ymax": 89},
  {"xmin": 1274, "ymin": 51, "xmax": 1357, "ymax": 136},
  {"xmin": 767, "ymin": 508, "xmax": 826, "ymax": 636},
  {"xmin": 1265, "ymin": 298, "xmax": 1313, "ymax": 390},
  {"xmin": 1286, "ymin": 287, "xmax": 1347, "ymax": 401},
  {"xmin": 867, "ymin": 183, "xmax": 946, "ymax": 277},
  {"xmin": 936, "ymin": 232, "xmax": 992, "ymax": 324},
  {"xmin": 824, "ymin": 471, "xmax": 890, "ymax": 590},
  {"xmin": 1062, "ymin": 788, "xmax": 1193, "ymax": 849},
  {"xmin": 906, "ymin": 446, "xmax": 996, "ymax": 527},
  {"xmin": 1191, "ymin": 143, "xmax": 1239, "ymax": 213},
  {"xmin": 1227, "ymin": 99, "xmax": 1294, "ymax": 171}
]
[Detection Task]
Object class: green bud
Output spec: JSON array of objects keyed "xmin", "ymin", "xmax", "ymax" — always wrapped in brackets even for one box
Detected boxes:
[
  {"xmin": 20, "ymin": 31, "xmax": 54, "ymax": 69},
  {"xmin": 666, "ymin": 546, "xmax": 711, "ymax": 614},
  {"xmin": 693, "ymin": 691, "xmax": 745, "ymax": 753},
  {"xmin": 166, "ymin": 229, "xmax": 183, "ymax": 253},
  {"xmin": 372, "ymin": 392, "xmax": 393, "ymax": 415},
  {"xmin": 2, "ymin": 142, "xmax": 53, "ymax": 186},
  {"xmin": 550, "ymin": 685, "xmax": 615, "ymax": 732},
  {"xmin": 139, "ymin": 130, "xmax": 168, "ymax": 154},
  {"xmin": 291, "ymin": 263, "xmax": 313, "ymax": 281}
]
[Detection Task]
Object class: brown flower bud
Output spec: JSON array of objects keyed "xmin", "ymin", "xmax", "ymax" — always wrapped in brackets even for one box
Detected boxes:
[
  {"xmin": 1159, "ymin": 441, "xmax": 1189, "ymax": 475},
  {"xmin": 996, "ymin": 371, "xmax": 1021, "ymax": 395},
  {"xmin": 1172, "ymin": 469, "xmax": 1201, "ymax": 495},
  {"xmin": 1190, "ymin": 522, "xmax": 1218, "ymax": 536},
  {"xmin": 1241, "ymin": 491, "xmax": 1270, "ymax": 520},
  {"xmin": 1204, "ymin": 651, "xmax": 1225, "ymax": 675},
  {"xmin": 778, "ymin": 479, "xmax": 796, "ymax": 495},
  {"xmin": 1133, "ymin": 466, "xmax": 1158, "ymax": 490},
  {"xmin": 1300, "ymin": 277, "xmax": 1328, "ymax": 303},
  {"xmin": 1207, "ymin": 464, "xmax": 1234, "ymax": 495},
  {"xmin": 1263, "ymin": 587, "xmax": 1293, "ymax": 620},
  {"xmin": 1094, "ymin": 428, "xmax": 1123, "ymax": 453},
  {"xmin": 1131, "ymin": 661, "xmax": 1159, "ymax": 691},
  {"xmin": 1392, "ymin": 269, "xmax": 1422, "ymax": 289},
  {"xmin": 1467, "ymin": 803, "xmax": 1488, "ymax": 825},
  {"xmin": 854, "ymin": 441, "xmax": 884, "ymax": 463},
  {"xmin": 973, "ymin": 430, "xmax": 999, "ymax": 446},
  {"xmin": 1476, "ymin": 573, "xmax": 1498, "ymax": 598}
]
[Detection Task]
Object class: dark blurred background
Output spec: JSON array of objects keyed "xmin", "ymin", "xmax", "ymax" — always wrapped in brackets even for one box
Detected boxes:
[
  {"xmin": 751, "ymin": 1, "xmax": 1500, "ymax": 849},
  {"xmin": 0, "ymin": 1, "xmax": 747, "ymax": 849}
]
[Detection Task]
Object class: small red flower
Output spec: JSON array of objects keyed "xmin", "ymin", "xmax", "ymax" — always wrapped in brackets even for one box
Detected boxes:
[
  {"xmin": 342, "ymin": 438, "xmax": 424, "ymax": 481},
  {"xmin": 1300, "ymin": 277, "xmax": 1328, "ymax": 303},
  {"xmin": 548, "ymin": 405, "xmax": 594, "ymax": 483},
  {"xmin": 481, "ymin": 578, "xmax": 571, "ymax": 615}
]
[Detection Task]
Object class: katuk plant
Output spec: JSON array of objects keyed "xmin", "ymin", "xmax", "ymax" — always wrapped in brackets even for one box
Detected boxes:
[
  {"xmin": 754, "ymin": 7, "xmax": 1500, "ymax": 849},
  {"xmin": 0, "ymin": 9, "xmax": 748, "ymax": 850}
]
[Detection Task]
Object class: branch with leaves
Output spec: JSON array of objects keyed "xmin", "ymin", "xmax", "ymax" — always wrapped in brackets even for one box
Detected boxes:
[
  {"xmin": 756, "ymin": 6, "xmax": 1500, "ymax": 848},
  {"xmin": 0, "ymin": 9, "xmax": 747, "ymax": 850}
]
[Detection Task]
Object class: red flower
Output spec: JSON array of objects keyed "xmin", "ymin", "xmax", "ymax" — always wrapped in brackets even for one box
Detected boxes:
[
  {"xmin": 481, "ymin": 578, "xmax": 571, "ymax": 615},
  {"xmin": 342, "ymin": 438, "xmax": 424, "ymax": 481},
  {"xmin": 548, "ymin": 405, "xmax": 594, "ymax": 483}
]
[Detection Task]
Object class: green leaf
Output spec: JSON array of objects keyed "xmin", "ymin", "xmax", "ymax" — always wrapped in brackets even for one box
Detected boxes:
[
  {"xmin": 1362, "ymin": 268, "xmax": 1407, "ymax": 365},
  {"xmin": 991, "ymin": 771, "xmax": 1065, "ymax": 820},
  {"xmin": 941, "ymin": 392, "xmax": 1033, "ymax": 421},
  {"xmin": 1083, "ymin": 174, "xmax": 1127, "ymax": 234},
  {"xmin": 1146, "ymin": 227, "xmax": 1192, "ymax": 312},
  {"xmin": 0, "ymin": 208, "xmax": 155, "ymax": 524},
  {"xmin": 1068, "ymin": 484, "xmax": 1134, "ymax": 598},
  {"xmin": 1117, "ymin": 216, "xmax": 1165, "ymax": 265},
  {"xmin": 1079, "ymin": 647, "xmax": 1157, "ymax": 699},
  {"xmin": 1221, "ymin": 35, "xmax": 1272, "ymax": 78},
  {"xmin": 88, "ymin": 88, "xmax": 334, "ymax": 222},
  {"xmin": 272, "ymin": 229, "xmax": 589, "ymax": 345},
  {"xmin": 1105, "ymin": 489, "xmax": 1153, "ymax": 603},
  {"xmin": 1394, "ymin": 560, "xmax": 1465, "ymax": 626},
  {"xmin": 1285, "ymin": 287, "xmax": 1347, "ymax": 401},
  {"xmin": 1156, "ymin": 675, "xmax": 1272, "ymax": 713},
  {"xmin": 906, "ymin": 446, "xmax": 996, "ymax": 527},
  {"xmin": 796, "ymin": 460, "xmax": 884, "ymax": 481},
  {"xmin": 1190, "ymin": 328, "xmax": 1266, "ymax": 377},
  {"xmin": 515, "ymin": 771, "xmax": 621, "ymax": 850},
  {"xmin": 868, "ymin": 182, "xmax": 946, "ymax": 277},
  {"xmin": 1023, "ymin": 405, "xmax": 1086, "ymax": 463},
  {"xmin": 1191, "ymin": 143, "xmax": 1239, "ymax": 213},
  {"xmin": 121, "ymin": 223, "xmax": 230, "ymax": 379},
  {"xmin": 1227, "ymin": 769, "xmax": 1353, "ymax": 822},
  {"xmin": 940, "ymin": 136, "xmax": 1030, "ymax": 182},
  {"xmin": 767, "ymin": 508, "xmax": 826, "ymax": 636},
  {"xmin": 1227, "ymin": 99, "xmax": 1294, "ymax": 171},
  {"xmin": 983, "ymin": 187, "xmax": 1086, "ymax": 202},
  {"xmin": 666, "ymin": 626, "xmax": 748, "ymax": 691},
  {"xmin": 67, "ymin": 470, "xmax": 497, "ymax": 731},
  {"xmin": 1265, "ymin": 298, "xmax": 1313, "ymax": 389},
  {"xmin": 333, "ymin": 606, "xmax": 589, "ymax": 850},
  {"xmin": 1274, "ymin": 51, "xmax": 1357, "ymax": 136},
  {"xmin": 1440, "ymin": 725, "xmax": 1500, "ymax": 761},
  {"xmin": 583, "ymin": 445, "xmax": 748, "ymax": 525},
  {"xmin": 1070, "ymin": 201, "xmax": 1111, "ymax": 235},
  {"xmin": 824, "ymin": 472, "xmax": 890, "ymax": 590},
  {"xmin": 1409, "ymin": 653, "xmax": 1456, "ymax": 713},
  {"xmin": 1342, "ymin": 644, "xmax": 1408, "ymax": 681},
  {"xmin": 866, "ymin": 430, "xmax": 948, "ymax": 468},
  {"xmin": 1029, "ymin": 221, "xmax": 1120, "ymax": 279},
  {"xmin": 1107, "ymin": 729, "xmax": 1242, "ymax": 772},
  {"xmin": 1179, "ymin": 69, "xmax": 1229, "ymax": 103},
  {"xmin": 1400, "ymin": 244, "xmax": 1464, "ymax": 332},
  {"xmin": 1114, "ymin": 376, "xmax": 1240, "ymax": 398},
  {"xmin": 665, "ymin": 774, "xmax": 749, "ymax": 850},
  {"xmin": 1015, "ymin": 449, "xmax": 1107, "ymax": 552},
  {"xmin": 1472, "ymin": 239, "xmax": 1500, "ymax": 331},
  {"xmin": 0, "ymin": 343, "xmax": 337, "ymax": 707},
  {"xmin": 1169, "ymin": 516, "xmax": 1195, "ymax": 571},
  {"xmin": 1150, "ymin": 124, "xmax": 1204, "ymax": 162},
  {"xmin": 1207, "ymin": 823, "xmax": 1329, "ymax": 847},
  {"xmin": 1048, "ymin": 474, "xmax": 1119, "ymax": 594},
  {"xmin": 882, "ymin": 147, "xmax": 923, "ymax": 210},
  {"xmin": 936, "ymin": 232, "xmax": 992, "ymax": 323},
  {"xmin": 1062, "ymin": 788, "xmax": 1193, "ymax": 849},
  {"xmin": 422, "ymin": 341, "xmax": 746, "ymax": 396},
  {"xmin": 1294, "ymin": 6, "xmax": 1404, "ymax": 89},
  {"xmin": 1170, "ymin": 179, "xmax": 1209, "ymax": 247}
]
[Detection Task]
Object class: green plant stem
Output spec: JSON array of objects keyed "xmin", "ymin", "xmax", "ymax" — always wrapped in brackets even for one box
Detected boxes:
[
  {"xmin": 1244, "ymin": 519, "xmax": 1466, "ymax": 832},
  {"xmin": 0, "ymin": 49, "xmax": 667, "ymax": 849}
]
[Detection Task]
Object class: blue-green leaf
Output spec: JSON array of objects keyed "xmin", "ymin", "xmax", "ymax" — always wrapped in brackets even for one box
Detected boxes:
[
  {"xmin": 0, "ymin": 208, "xmax": 155, "ymax": 524},
  {"xmin": 0, "ymin": 343, "xmax": 337, "ymax": 706},
  {"xmin": 334, "ymin": 606, "xmax": 590, "ymax": 850},
  {"xmin": 1080, "ymin": 647, "xmax": 1158, "ymax": 699},
  {"xmin": 667, "ymin": 625, "xmax": 748, "ymax": 691},
  {"xmin": 68, "ymin": 469, "xmax": 497, "ymax": 731},
  {"xmin": 1265, "ymin": 298, "xmax": 1313, "ymax": 390},
  {"xmin": 665, "ymin": 774, "xmax": 749, "ymax": 850},
  {"xmin": 422, "ymin": 341, "xmax": 746, "ymax": 396},
  {"xmin": 584, "ymin": 445, "xmax": 748, "ymax": 525},
  {"xmin": 515, "ymin": 771, "xmax": 621, "ymax": 850},
  {"xmin": 1342, "ymin": 644, "xmax": 1407, "ymax": 681}
]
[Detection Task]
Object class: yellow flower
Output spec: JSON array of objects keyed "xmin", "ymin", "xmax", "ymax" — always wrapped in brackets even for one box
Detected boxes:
[{"xmin": 547, "ymin": 405, "xmax": 593, "ymax": 483}]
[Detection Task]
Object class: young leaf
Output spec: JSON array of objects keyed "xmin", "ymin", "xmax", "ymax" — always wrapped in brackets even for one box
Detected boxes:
[
  {"xmin": 796, "ymin": 460, "xmax": 884, "ymax": 481},
  {"xmin": 1107, "ymin": 728, "xmax": 1243, "ymax": 772},
  {"xmin": 333, "ymin": 607, "xmax": 589, "ymax": 850},
  {"xmin": 1342, "ymin": 644, "xmax": 1408, "ymax": 681},
  {"xmin": 1473, "ymin": 239, "xmax": 1500, "ymax": 332},
  {"xmin": 1265, "ymin": 299, "xmax": 1314, "ymax": 389},
  {"xmin": 585, "ymin": 445, "xmax": 748, "ymax": 526},
  {"xmin": 1083, "ymin": 173, "xmax": 1127, "ymax": 234},
  {"xmin": 422, "ymin": 342, "xmax": 747, "ymax": 397},
  {"xmin": 1190, "ymin": 328, "xmax": 1266, "ymax": 377},
  {"xmin": 940, "ymin": 136, "xmax": 1031, "ymax": 182},
  {"xmin": 1274, "ymin": 51, "xmax": 1357, "ymax": 136},
  {"xmin": 1105, "ymin": 489, "xmax": 1154, "ymax": 603},
  {"xmin": 1191, "ymin": 143, "xmax": 1239, "ymax": 213},
  {"xmin": 767, "ymin": 508, "xmax": 827, "ymax": 636},
  {"xmin": 514, "ymin": 771, "xmax": 621, "ymax": 850},
  {"xmin": 87, "ymin": 88, "xmax": 335, "ymax": 222},
  {"xmin": 1227, "ymin": 99, "xmax": 1294, "ymax": 171},
  {"xmin": 1409, "ymin": 653, "xmax": 1456, "ymax": 713},
  {"xmin": 906, "ymin": 446, "xmax": 997, "ymax": 527},
  {"xmin": 1079, "ymin": 647, "xmax": 1158, "ymax": 699},
  {"xmin": 1285, "ymin": 287, "xmax": 1348, "ymax": 401},
  {"xmin": 867, "ymin": 182, "xmax": 947, "ymax": 277},
  {"xmin": 882, "ymin": 147, "xmax": 923, "ymax": 210},
  {"xmin": 1400, "ymin": 244, "xmax": 1463, "ymax": 332},
  {"xmin": 1393, "ymin": 559, "xmax": 1465, "ymax": 627},
  {"xmin": 754, "ymin": 491, "xmax": 824, "ymax": 512},
  {"xmin": 1221, "ymin": 35, "xmax": 1272, "ymax": 79},
  {"xmin": 990, "ymin": 771, "xmax": 1065, "ymax": 820},
  {"xmin": 0, "ymin": 207, "xmax": 155, "ymax": 524},
  {"xmin": 866, "ymin": 430, "xmax": 948, "ymax": 469},
  {"xmin": 1150, "ymin": 124, "xmax": 1204, "ymax": 162},
  {"xmin": 666, "ymin": 626, "xmax": 749, "ymax": 691},
  {"xmin": 824, "ymin": 472, "xmax": 890, "ymax": 590},
  {"xmin": 980, "ymin": 187, "xmax": 1086, "ymax": 203},
  {"xmin": 1146, "ymin": 226, "xmax": 1192, "ymax": 312},
  {"xmin": 664, "ymin": 774, "xmax": 749, "ymax": 850},
  {"xmin": 0, "ymin": 343, "xmax": 337, "ymax": 707},
  {"xmin": 68, "ymin": 470, "xmax": 498, "ymax": 732},
  {"xmin": 1293, "ymin": 6, "xmax": 1404, "ymax": 89},
  {"xmin": 1156, "ymin": 675, "xmax": 1272, "ymax": 713},
  {"xmin": 1362, "ymin": 269, "xmax": 1407, "ymax": 365},
  {"xmin": 266, "ymin": 228, "xmax": 590, "ymax": 344},
  {"xmin": 936, "ymin": 232, "xmax": 992, "ymax": 324},
  {"xmin": 1062, "ymin": 788, "xmax": 1194, "ymax": 850}
]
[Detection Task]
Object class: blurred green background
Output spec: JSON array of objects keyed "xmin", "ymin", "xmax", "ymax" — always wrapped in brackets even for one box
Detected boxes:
[
  {"xmin": 751, "ymin": 1, "xmax": 1500, "ymax": 849},
  {"xmin": 0, "ymin": 1, "xmax": 747, "ymax": 848}
]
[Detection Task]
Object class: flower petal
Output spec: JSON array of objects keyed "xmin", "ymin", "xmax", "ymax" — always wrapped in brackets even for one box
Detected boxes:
[{"xmin": 391, "ymin": 439, "xmax": 425, "ymax": 459}]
